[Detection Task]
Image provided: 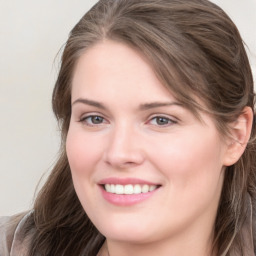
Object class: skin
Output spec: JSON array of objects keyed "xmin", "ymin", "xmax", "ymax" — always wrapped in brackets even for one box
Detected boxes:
[{"xmin": 66, "ymin": 40, "xmax": 252, "ymax": 256}]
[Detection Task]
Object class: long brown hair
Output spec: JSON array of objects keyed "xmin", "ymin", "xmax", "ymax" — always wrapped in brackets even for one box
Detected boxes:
[{"xmin": 25, "ymin": 0, "xmax": 256, "ymax": 255}]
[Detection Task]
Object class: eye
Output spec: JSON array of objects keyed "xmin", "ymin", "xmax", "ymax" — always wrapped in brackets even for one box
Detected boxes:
[
  {"xmin": 79, "ymin": 115, "xmax": 107, "ymax": 126},
  {"xmin": 148, "ymin": 116, "xmax": 176, "ymax": 126}
]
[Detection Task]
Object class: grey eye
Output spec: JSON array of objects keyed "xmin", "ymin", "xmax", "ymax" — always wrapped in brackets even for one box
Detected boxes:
[
  {"xmin": 148, "ymin": 116, "xmax": 177, "ymax": 127},
  {"xmin": 155, "ymin": 117, "xmax": 170, "ymax": 125},
  {"xmin": 90, "ymin": 116, "xmax": 104, "ymax": 124},
  {"xmin": 80, "ymin": 115, "xmax": 105, "ymax": 125}
]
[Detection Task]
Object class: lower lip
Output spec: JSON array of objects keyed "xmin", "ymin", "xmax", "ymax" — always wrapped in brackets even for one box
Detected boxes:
[{"xmin": 99, "ymin": 186, "xmax": 159, "ymax": 206}]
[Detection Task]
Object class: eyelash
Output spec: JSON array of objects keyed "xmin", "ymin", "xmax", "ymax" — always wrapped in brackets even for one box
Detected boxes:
[
  {"xmin": 79, "ymin": 115, "xmax": 108, "ymax": 126},
  {"xmin": 79, "ymin": 114, "xmax": 177, "ymax": 128},
  {"xmin": 147, "ymin": 115, "xmax": 177, "ymax": 127}
]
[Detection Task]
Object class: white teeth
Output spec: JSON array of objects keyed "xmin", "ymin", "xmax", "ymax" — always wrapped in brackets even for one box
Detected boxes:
[
  {"xmin": 115, "ymin": 185, "xmax": 124, "ymax": 194},
  {"xmin": 134, "ymin": 184, "xmax": 142, "ymax": 194},
  {"xmin": 104, "ymin": 184, "xmax": 158, "ymax": 194},
  {"xmin": 110, "ymin": 184, "xmax": 115, "ymax": 193},
  {"xmin": 105, "ymin": 184, "xmax": 111, "ymax": 192},
  {"xmin": 142, "ymin": 184, "xmax": 149, "ymax": 193},
  {"xmin": 149, "ymin": 185, "xmax": 157, "ymax": 192},
  {"xmin": 124, "ymin": 184, "xmax": 133, "ymax": 194}
]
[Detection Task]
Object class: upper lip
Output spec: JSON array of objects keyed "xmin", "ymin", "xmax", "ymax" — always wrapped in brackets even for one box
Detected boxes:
[{"xmin": 98, "ymin": 177, "xmax": 160, "ymax": 186}]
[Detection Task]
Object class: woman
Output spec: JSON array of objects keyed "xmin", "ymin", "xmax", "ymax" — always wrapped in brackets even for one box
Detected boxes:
[{"xmin": 1, "ymin": 0, "xmax": 255, "ymax": 255}]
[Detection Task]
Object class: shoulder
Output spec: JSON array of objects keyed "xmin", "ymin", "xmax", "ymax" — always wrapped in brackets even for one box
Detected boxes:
[{"xmin": 0, "ymin": 211, "xmax": 33, "ymax": 256}]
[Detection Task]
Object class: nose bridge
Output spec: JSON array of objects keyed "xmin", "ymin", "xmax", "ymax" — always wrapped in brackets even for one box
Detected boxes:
[{"xmin": 104, "ymin": 121, "xmax": 144, "ymax": 168}]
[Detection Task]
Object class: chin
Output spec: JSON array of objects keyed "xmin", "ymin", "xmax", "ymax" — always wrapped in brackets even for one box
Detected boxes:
[{"xmin": 97, "ymin": 219, "xmax": 158, "ymax": 243}]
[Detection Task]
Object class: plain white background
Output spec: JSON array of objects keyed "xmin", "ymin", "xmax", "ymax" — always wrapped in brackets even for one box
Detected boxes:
[{"xmin": 0, "ymin": 0, "xmax": 255, "ymax": 216}]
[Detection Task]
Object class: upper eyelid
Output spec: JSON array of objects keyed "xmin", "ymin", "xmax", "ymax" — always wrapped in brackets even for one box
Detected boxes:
[
  {"xmin": 147, "ymin": 113, "xmax": 178, "ymax": 121},
  {"xmin": 80, "ymin": 114, "xmax": 107, "ymax": 122},
  {"xmin": 148, "ymin": 116, "xmax": 176, "ymax": 124},
  {"xmin": 79, "ymin": 111, "xmax": 108, "ymax": 119}
]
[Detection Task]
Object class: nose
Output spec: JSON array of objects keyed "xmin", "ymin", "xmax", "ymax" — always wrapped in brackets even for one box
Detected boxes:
[{"xmin": 103, "ymin": 123, "xmax": 145, "ymax": 169}]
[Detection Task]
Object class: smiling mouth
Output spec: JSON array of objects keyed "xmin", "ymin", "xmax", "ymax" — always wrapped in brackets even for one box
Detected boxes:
[{"xmin": 102, "ymin": 184, "xmax": 161, "ymax": 195}]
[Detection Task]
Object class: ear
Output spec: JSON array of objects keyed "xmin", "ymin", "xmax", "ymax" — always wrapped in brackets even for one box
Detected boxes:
[{"xmin": 223, "ymin": 106, "xmax": 254, "ymax": 166}]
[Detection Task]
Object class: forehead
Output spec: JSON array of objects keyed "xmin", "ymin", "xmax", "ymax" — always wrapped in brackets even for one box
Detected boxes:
[
  {"xmin": 70, "ymin": 40, "xmax": 222, "ymax": 134},
  {"xmin": 71, "ymin": 40, "xmax": 177, "ymax": 103}
]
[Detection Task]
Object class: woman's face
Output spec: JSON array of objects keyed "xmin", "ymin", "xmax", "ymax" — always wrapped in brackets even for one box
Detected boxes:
[{"xmin": 66, "ymin": 40, "xmax": 230, "ymax": 244}]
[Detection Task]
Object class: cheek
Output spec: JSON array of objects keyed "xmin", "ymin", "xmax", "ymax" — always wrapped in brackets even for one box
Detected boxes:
[
  {"xmin": 150, "ymin": 129, "xmax": 225, "ymax": 194},
  {"xmin": 145, "ymin": 130, "xmax": 225, "ymax": 233},
  {"xmin": 66, "ymin": 129, "xmax": 102, "ymax": 211},
  {"xmin": 66, "ymin": 129, "xmax": 101, "ymax": 177}
]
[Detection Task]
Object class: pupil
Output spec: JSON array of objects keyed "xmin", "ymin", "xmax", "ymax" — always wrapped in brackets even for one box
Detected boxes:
[
  {"xmin": 157, "ymin": 117, "xmax": 168, "ymax": 125},
  {"xmin": 92, "ymin": 116, "xmax": 103, "ymax": 124}
]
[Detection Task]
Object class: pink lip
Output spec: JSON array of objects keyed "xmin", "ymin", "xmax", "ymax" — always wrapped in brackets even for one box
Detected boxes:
[
  {"xmin": 98, "ymin": 178, "xmax": 161, "ymax": 206},
  {"xmin": 99, "ymin": 186, "xmax": 159, "ymax": 206}
]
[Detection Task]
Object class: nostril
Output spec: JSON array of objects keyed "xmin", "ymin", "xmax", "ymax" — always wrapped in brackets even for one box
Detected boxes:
[{"xmin": 104, "ymin": 152, "xmax": 144, "ymax": 168}]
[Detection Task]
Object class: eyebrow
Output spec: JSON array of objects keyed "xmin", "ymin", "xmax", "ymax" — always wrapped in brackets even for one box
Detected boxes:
[
  {"xmin": 72, "ymin": 98, "xmax": 182, "ymax": 110},
  {"xmin": 72, "ymin": 98, "xmax": 107, "ymax": 109},
  {"xmin": 139, "ymin": 101, "xmax": 183, "ymax": 111}
]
